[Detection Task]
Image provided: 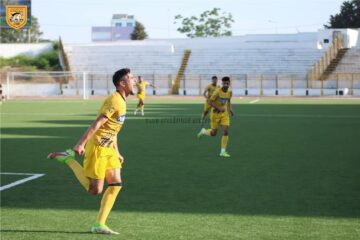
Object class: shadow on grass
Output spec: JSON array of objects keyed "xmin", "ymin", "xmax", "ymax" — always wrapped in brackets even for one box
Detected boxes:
[{"xmin": 1, "ymin": 104, "xmax": 360, "ymax": 219}]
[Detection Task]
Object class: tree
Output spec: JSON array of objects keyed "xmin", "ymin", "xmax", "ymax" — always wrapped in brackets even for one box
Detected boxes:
[
  {"xmin": 131, "ymin": 21, "xmax": 148, "ymax": 40},
  {"xmin": 325, "ymin": 0, "xmax": 360, "ymax": 28},
  {"xmin": 174, "ymin": 8, "xmax": 234, "ymax": 38},
  {"xmin": 0, "ymin": 15, "xmax": 43, "ymax": 43}
]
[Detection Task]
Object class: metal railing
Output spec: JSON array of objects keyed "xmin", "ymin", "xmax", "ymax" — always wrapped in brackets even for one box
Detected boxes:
[{"xmin": 4, "ymin": 71, "xmax": 360, "ymax": 98}]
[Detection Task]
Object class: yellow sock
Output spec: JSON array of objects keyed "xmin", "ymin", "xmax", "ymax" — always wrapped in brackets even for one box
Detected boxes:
[
  {"xmin": 67, "ymin": 160, "xmax": 89, "ymax": 191},
  {"xmin": 204, "ymin": 129, "xmax": 212, "ymax": 136},
  {"xmin": 221, "ymin": 136, "xmax": 229, "ymax": 149},
  {"xmin": 96, "ymin": 186, "xmax": 122, "ymax": 225},
  {"xmin": 140, "ymin": 105, "xmax": 144, "ymax": 110}
]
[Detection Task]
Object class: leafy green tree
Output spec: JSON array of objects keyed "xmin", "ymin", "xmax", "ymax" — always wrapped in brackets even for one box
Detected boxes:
[
  {"xmin": 325, "ymin": 0, "xmax": 360, "ymax": 28},
  {"xmin": 0, "ymin": 15, "xmax": 43, "ymax": 43},
  {"xmin": 0, "ymin": 41, "xmax": 61, "ymax": 71},
  {"xmin": 131, "ymin": 21, "xmax": 148, "ymax": 40},
  {"xmin": 174, "ymin": 8, "xmax": 234, "ymax": 38}
]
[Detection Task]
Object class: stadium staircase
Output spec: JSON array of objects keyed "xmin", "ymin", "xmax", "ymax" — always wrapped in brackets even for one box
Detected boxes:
[
  {"xmin": 320, "ymin": 48, "xmax": 349, "ymax": 80},
  {"xmin": 171, "ymin": 49, "xmax": 191, "ymax": 94},
  {"xmin": 324, "ymin": 48, "xmax": 360, "ymax": 94},
  {"xmin": 59, "ymin": 38, "xmax": 72, "ymax": 73},
  {"xmin": 307, "ymin": 32, "xmax": 344, "ymax": 85},
  {"xmin": 327, "ymin": 48, "xmax": 360, "ymax": 74},
  {"xmin": 58, "ymin": 38, "xmax": 75, "ymax": 94}
]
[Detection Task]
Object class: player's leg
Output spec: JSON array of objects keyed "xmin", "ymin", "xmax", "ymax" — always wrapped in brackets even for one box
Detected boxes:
[
  {"xmin": 198, "ymin": 111, "xmax": 218, "ymax": 138},
  {"xmin": 134, "ymin": 97, "xmax": 141, "ymax": 115},
  {"xmin": 139, "ymin": 98, "xmax": 145, "ymax": 116},
  {"xmin": 92, "ymin": 150, "xmax": 122, "ymax": 235},
  {"xmin": 88, "ymin": 178, "xmax": 105, "ymax": 195},
  {"xmin": 200, "ymin": 110, "xmax": 208, "ymax": 128},
  {"xmin": 200, "ymin": 102, "xmax": 210, "ymax": 129},
  {"xmin": 197, "ymin": 127, "xmax": 217, "ymax": 137},
  {"xmin": 92, "ymin": 168, "xmax": 122, "ymax": 234},
  {"xmin": 82, "ymin": 140, "xmax": 109, "ymax": 191},
  {"xmin": 47, "ymin": 149, "xmax": 90, "ymax": 191},
  {"xmin": 219, "ymin": 122, "xmax": 230, "ymax": 157}
]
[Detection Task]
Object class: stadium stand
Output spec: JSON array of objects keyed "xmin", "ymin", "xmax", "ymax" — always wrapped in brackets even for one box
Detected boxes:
[
  {"xmin": 62, "ymin": 32, "xmax": 327, "ymax": 95},
  {"xmin": 3, "ymin": 29, "xmax": 359, "ymax": 97},
  {"xmin": 64, "ymin": 41, "xmax": 183, "ymax": 74},
  {"xmin": 64, "ymin": 33, "xmax": 324, "ymax": 78}
]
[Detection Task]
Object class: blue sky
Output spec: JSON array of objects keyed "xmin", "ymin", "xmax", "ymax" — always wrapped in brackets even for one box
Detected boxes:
[{"xmin": 31, "ymin": 0, "xmax": 345, "ymax": 43}]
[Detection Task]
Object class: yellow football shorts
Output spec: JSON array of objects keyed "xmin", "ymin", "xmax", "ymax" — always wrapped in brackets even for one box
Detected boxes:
[
  {"xmin": 203, "ymin": 101, "xmax": 211, "ymax": 112},
  {"xmin": 84, "ymin": 140, "xmax": 121, "ymax": 179},
  {"xmin": 210, "ymin": 110, "xmax": 230, "ymax": 129},
  {"xmin": 137, "ymin": 93, "xmax": 145, "ymax": 100}
]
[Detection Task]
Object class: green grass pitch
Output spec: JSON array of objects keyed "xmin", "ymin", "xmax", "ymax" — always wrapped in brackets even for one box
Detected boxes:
[{"xmin": 1, "ymin": 97, "xmax": 360, "ymax": 240}]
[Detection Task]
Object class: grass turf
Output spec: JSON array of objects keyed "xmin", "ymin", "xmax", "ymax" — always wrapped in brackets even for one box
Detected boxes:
[{"xmin": 1, "ymin": 97, "xmax": 360, "ymax": 240}]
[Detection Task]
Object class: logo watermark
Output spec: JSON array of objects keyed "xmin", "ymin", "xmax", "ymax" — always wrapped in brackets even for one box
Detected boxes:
[{"xmin": 145, "ymin": 117, "xmax": 210, "ymax": 125}]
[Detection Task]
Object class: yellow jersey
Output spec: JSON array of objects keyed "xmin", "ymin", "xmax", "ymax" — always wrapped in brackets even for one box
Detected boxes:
[
  {"xmin": 136, "ymin": 81, "xmax": 150, "ymax": 96},
  {"xmin": 210, "ymin": 88, "xmax": 232, "ymax": 112},
  {"xmin": 91, "ymin": 91, "xmax": 126, "ymax": 147},
  {"xmin": 205, "ymin": 84, "xmax": 220, "ymax": 98}
]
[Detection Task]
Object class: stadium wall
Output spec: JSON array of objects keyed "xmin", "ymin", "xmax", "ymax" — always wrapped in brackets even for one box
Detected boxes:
[{"xmin": 317, "ymin": 28, "xmax": 359, "ymax": 49}]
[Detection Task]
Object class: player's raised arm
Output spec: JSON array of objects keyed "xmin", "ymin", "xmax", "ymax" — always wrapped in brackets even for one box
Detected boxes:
[
  {"xmin": 149, "ymin": 83, "xmax": 158, "ymax": 89},
  {"xmin": 74, "ymin": 114, "xmax": 109, "ymax": 155},
  {"xmin": 209, "ymin": 90, "xmax": 224, "ymax": 112},
  {"xmin": 209, "ymin": 98, "xmax": 218, "ymax": 111},
  {"xmin": 227, "ymin": 91, "xmax": 234, "ymax": 116},
  {"xmin": 203, "ymin": 89, "xmax": 208, "ymax": 99},
  {"xmin": 227, "ymin": 98, "xmax": 234, "ymax": 116}
]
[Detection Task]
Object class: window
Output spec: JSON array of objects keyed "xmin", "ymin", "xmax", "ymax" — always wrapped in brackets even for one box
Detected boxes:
[
  {"xmin": 127, "ymin": 22, "xmax": 133, "ymax": 27},
  {"xmin": 324, "ymin": 39, "xmax": 329, "ymax": 44},
  {"xmin": 115, "ymin": 22, "xmax": 122, "ymax": 27}
]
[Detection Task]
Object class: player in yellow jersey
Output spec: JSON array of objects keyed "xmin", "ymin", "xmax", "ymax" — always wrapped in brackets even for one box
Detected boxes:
[
  {"xmin": 47, "ymin": 68, "xmax": 134, "ymax": 235},
  {"xmin": 134, "ymin": 76, "xmax": 157, "ymax": 116},
  {"xmin": 200, "ymin": 76, "xmax": 220, "ymax": 128},
  {"xmin": 197, "ymin": 76, "xmax": 234, "ymax": 157}
]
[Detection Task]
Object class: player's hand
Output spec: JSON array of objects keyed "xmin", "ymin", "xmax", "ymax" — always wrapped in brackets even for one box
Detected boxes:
[
  {"xmin": 230, "ymin": 110, "xmax": 235, "ymax": 116},
  {"xmin": 73, "ymin": 144, "xmax": 85, "ymax": 156},
  {"xmin": 118, "ymin": 153, "xmax": 124, "ymax": 164}
]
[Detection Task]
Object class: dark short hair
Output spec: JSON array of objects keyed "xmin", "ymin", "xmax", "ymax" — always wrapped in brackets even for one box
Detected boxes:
[
  {"xmin": 113, "ymin": 68, "xmax": 131, "ymax": 86},
  {"xmin": 212, "ymin": 76, "xmax": 218, "ymax": 80},
  {"xmin": 222, "ymin": 76, "xmax": 230, "ymax": 82}
]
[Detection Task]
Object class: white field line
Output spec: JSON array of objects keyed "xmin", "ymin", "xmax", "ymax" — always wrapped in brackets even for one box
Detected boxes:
[
  {"xmin": 249, "ymin": 99, "xmax": 260, "ymax": 104},
  {"xmin": 0, "ymin": 172, "xmax": 45, "ymax": 191}
]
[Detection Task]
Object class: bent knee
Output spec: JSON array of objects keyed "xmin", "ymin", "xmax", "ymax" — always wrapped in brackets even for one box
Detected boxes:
[
  {"xmin": 211, "ymin": 130, "xmax": 217, "ymax": 136},
  {"xmin": 89, "ymin": 186, "xmax": 103, "ymax": 195}
]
